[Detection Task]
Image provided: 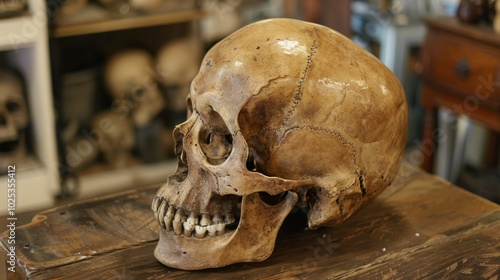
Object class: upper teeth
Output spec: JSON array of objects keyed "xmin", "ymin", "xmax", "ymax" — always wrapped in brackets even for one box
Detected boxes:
[{"xmin": 152, "ymin": 196, "xmax": 238, "ymax": 238}]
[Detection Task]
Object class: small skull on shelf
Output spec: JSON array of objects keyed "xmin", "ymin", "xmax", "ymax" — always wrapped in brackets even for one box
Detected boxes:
[
  {"xmin": 104, "ymin": 49, "xmax": 165, "ymax": 128},
  {"xmin": 0, "ymin": 68, "xmax": 29, "ymax": 172},
  {"xmin": 91, "ymin": 110, "xmax": 134, "ymax": 168},
  {"xmin": 156, "ymin": 37, "xmax": 202, "ymax": 114},
  {"xmin": 152, "ymin": 19, "xmax": 408, "ymax": 270}
]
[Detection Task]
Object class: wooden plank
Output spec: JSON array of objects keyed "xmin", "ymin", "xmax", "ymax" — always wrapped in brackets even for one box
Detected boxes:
[
  {"xmin": 346, "ymin": 226, "xmax": 500, "ymax": 279},
  {"xmin": 1, "ymin": 162, "xmax": 499, "ymax": 279},
  {"xmin": 1, "ymin": 185, "xmax": 161, "ymax": 279}
]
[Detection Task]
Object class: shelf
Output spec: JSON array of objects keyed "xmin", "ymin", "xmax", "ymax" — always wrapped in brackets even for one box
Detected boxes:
[
  {"xmin": 0, "ymin": 13, "xmax": 39, "ymax": 51},
  {"xmin": 75, "ymin": 160, "xmax": 177, "ymax": 199},
  {"xmin": 0, "ymin": 157, "xmax": 55, "ymax": 215},
  {"xmin": 52, "ymin": 8, "xmax": 204, "ymax": 38}
]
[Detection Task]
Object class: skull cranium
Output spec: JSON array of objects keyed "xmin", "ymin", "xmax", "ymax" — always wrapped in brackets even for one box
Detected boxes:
[
  {"xmin": 92, "ymin": 110, "xmax": 134, "ymax": 168},
  {"xmin": 104, "ymin": 49, "xmax": 164, "ymax": 128},
  {"xmin": 152, "ymin": 18, "xmax": 408, "ymax": 270},
  {"xmin": 156, "ymin": 37, "xmax": 202, "ymax": 113},
  {"xmin": 0, "ymin": 69, "xmax": 29, "ymax": 172}
]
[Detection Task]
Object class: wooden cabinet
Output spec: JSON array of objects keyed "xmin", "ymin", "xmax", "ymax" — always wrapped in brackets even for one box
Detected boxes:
[{"xmin": 419, "ymin": 17, "xmax": 500, "ymax": 173}]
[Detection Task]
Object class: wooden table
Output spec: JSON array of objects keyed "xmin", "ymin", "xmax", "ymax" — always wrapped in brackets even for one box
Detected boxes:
[
  {"xmin": 1, "ymin": 161, "xmax": 499, "ymax": 279},
  {"xmin": 419, "ymin": 17, "xmax": 500, "ymax": 173}
]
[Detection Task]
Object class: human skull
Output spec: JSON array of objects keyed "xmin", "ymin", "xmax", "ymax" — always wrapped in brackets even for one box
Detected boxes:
[
  {"xmin": 104, "ymin": 49, "xmax": 165, "ymax": 128},
  {"xmin": 200, "ymin": 0, "xmax": 242, "ymax": 43},
  {"xmin": 156, "ymin": 38, "xmax": 202, "ymax": 112},
  {"xmin": 152, "ymin": 18, "xmax": 408, "ymax": 270},
  {"xmin": 0, "ymin": 69, "xmax": 29, "ymax": 172},
  {"xmin": 92, "ymin": 110, "xmax": 134, "ymax": 168}
]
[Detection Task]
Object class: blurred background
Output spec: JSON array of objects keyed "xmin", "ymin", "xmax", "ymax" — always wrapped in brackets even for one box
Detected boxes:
[{"xmin": 0, "ymin": 0, "xmax": 498, "ymax": 216}]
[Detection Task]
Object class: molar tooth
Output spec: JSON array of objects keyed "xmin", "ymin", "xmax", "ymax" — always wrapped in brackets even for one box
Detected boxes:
[
  {"xmin": 208, "ymin": 213, "xmax": 226, "ymax": 235},
  {"xmin": 183, "ymin": 212, "xmax": 197, "ymax": 233},
  {"xmin": 213, "ymin": 213, "xmax": 225, "ymax": 234},
  {"xmin": 183, "ymin": 221, "xmax": 195, "ymax": 231},
  {"xmin": 187, "ymin": 212, "xmax": 198, "ymax": 225},
  {"xmin": 200, "ymin": 214, "xmax": 212, "ymax": 226},
  {"xmin": 207, "ymin": 224, "xmax": 217, "ymax": 236},
  {"xmin": 195, "ymin": 225, "xmax": 206, "ymax": 238},
  {"xmin": 157, "ymin": 200, "xmax": 167, "ymax": 228},
  {"xmin": 224, "ymin": 213, "xmax": 235, "ymax": 224},
  {"xmin": 183, "ymin": 226, "xmax": 193, "ymax": 237},
  {"xmin": 213, "ymin": 213, "xmax": 224, "ymax": 224}
]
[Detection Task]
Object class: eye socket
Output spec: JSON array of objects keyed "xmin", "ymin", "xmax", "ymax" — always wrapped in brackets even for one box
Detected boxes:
[
  {"xmin": 6, "ymin": 101, "xmax": 20, "ymax": 112},
  {"xmin": 132, "ymin": 87, "xmax": 147, "ymax": 99},
  {"xmin": 198, "ymin": 109, "xmax": 232, "ymax": 165}
]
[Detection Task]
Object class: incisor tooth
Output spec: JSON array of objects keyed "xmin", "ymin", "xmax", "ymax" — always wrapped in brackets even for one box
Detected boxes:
[
  {"xmin": 158, "ymin": 200, "xmax": 167, "ymax": 228},
  {"xmin": 152, "ymin": 197, "xmax": 161, "ymax": 213},
  {"xmin": 164, "ymin": 215, "xmax": 172, "ymax": 231},
  {"xmin": 165, "ymin": 205, "xmax": 175, "ymax": 231},
  {"xmin": 166, "ymin": 205, "xmax": 175, "ymax": 219}
]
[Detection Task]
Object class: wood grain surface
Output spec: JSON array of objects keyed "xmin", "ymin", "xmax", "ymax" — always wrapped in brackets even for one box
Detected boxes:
[{"xmin": 1, "ymin": 161, "xmax": 499, "ymax": 279}]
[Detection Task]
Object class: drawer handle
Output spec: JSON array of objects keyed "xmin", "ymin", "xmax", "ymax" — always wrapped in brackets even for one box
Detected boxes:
[{"xmin": 454, "ymin": 59, "xmax": 471, "ymax": 78}]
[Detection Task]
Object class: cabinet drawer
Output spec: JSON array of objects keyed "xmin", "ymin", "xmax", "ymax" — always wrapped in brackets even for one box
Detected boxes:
[{"xmin": 426, "ymin": 35, "xmax": 500, "ymax": 104}]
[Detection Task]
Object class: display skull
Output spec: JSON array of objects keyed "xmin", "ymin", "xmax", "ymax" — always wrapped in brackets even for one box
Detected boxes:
[
  {"xmin": 104, "ymin": 49, "xmax": 164, "ymax": 128},
  {"xmin": 156, "ymin": 38, "xmax": 201, "ymax": 113},
  {"xmin": 152, "ymin": 18, "xmax": 408, "ymax": 270},
  {"xmin": 0, "ymin": 69, "xmax": 29, "ymax": 172},
  {"xmin": 92, "ymin": 110, "xmax": 134, "ymax": 168}
]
